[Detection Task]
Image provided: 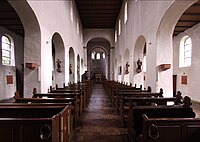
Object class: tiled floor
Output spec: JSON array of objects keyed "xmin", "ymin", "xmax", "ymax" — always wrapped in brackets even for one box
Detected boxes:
[{"xmin": 71, "ymin": 83, "xmax": 131, "ymax": 142}]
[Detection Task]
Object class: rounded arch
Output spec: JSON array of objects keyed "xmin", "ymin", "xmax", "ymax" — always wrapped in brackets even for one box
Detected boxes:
[
  {"xmin": 83, "ymin": 29, "xmax": 114, "ymax": 47},
  {"xmin": 69, "ymin": 47, "xmax": 75, "ymax": 83},
  {"xmin": 86, "ymin": 37, "xmax": 111, "ymax": 80},
  {"xmin": 8, "ymin": 0, "xmax": 41, "ymax": 97},
  {"xmin": 114, "ymin": 58, "xmax": 117, "ymax": 80},
  {"xmin": 123, "ymin": 49, "xmax": 130, "ymax": 84},
  {"xmin": 134, "ymin": 35, "xmax": 147, "ymax": 88},
  {"xmin": 118, "ymin": 54, "xmax": 122, "ymax": 82},
  {"xmin": 51, "ymin": 32, "xmax": 65, "ymax": 87},
  {"xmin": 156, "ymin": 1, "xmax": 196, "ymax": 97}
]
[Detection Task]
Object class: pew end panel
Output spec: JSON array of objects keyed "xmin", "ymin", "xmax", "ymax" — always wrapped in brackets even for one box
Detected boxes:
[
  {"xmin": 127, "ymin": 106, "xmax": 196, "ymax": 142},
  {"xmin": 0, "ymin": 104, "xmax": 72, "ymax": 142},
  {"xmin": 140, "ymin": 114, "xmax": 200, "ymax": 142},
  {"xmin": 0, "ymin": 118, "xmax": 54, "ymax": 142}
]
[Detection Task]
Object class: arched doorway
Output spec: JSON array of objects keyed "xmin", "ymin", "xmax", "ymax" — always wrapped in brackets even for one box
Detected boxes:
[
  {"xmin": 118, "ymin": 54, "xmax": 122, "ymax": 82},
  {"xmin": 77, "ymin": 55, "xmax": 80, "ymax": 82},
  {"xmin": 134, "ymin": 35, "xmax": 147, "ymax": 88},
  {"xmin": 7, "ymin": 0, "xmax": 41, "ymax": 97},
  {"xmin": 69, "ymin": 47, "xmax": 75, "ymax": 83},
  {"xmin": 52, "ymin": 33, "xmax": 65, "ymax": 88},
  {"xmin": 123, "ymin": 49, "xmax": 130, "ymax": 84}
]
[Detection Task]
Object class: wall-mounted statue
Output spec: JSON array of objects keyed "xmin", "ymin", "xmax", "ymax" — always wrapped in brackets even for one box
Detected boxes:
[
  {"xmin": 125, "ymin": 62, "xmax": 130, "ymax": 74},
  {"xmin": 69, "ymin": 64, "xmax": 73, "ymax": 74},
  {"xmin": 56, "ymin": 59, "xmax": 62, "ymax": 73},
  {"xmin": 136, "ymin": 59, "xmax": 142, "ymax": 73}
]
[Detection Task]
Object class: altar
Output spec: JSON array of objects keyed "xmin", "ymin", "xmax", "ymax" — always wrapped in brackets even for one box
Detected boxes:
[{"xmin": 95, "ymin": 73, "xmax": 102, "ymax": 82}]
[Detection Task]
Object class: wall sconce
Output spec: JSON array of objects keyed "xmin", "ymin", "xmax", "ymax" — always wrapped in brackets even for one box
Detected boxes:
[
  {"xmin": 26, "ymin": 63, "xmax": 37, "ymax": 70},
  {"xmin": 159, "ymin": 64, "xmax": 171, "ymax": 71}
]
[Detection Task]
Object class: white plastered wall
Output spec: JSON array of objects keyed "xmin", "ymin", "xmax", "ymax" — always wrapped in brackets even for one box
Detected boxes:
[
  {"xmin": 27, "ymin": 0, "xmax": 84, "ymax": 94},
  {"xmin": 114, "ymin": 0, "xmax": 196, "ymax": 96},
  {"xmin": 173, "ymin": 23, "xmax": 200, "ymax": 101},
  {"xmin": 0, "ymin": 26, "xmax": 23, "ymax": 99}
]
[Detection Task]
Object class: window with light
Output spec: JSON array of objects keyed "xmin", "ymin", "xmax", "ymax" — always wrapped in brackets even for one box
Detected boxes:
[
  {"xmin": 179, "ymin": 36, "xmax": 192, "ymax": 67},
  {"xmin": 2, "ymin": 35, "xmax": 12, "ymax": 65}
]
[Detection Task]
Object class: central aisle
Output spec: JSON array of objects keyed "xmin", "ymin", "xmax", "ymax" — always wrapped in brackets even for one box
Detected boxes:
[{"xmin": 71, "ymin": 83, "xmax": 130, "ymax": 142}]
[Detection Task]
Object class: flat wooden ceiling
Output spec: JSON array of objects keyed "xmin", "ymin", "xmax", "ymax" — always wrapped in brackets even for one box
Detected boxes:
[
  {"xmin": 74, "ymin": 0, "xmax": 123, "ymax": 28},
  {"xmin": 0, "ymin": 0, "xmax": 24, "ymax": 36},
  {"xmin": 173, "ymin": 1, "xmax": 200, "ymax": 36},
  {"xmin": 0, "ymin": 0, "xmax": 199, "ymax": 37}
]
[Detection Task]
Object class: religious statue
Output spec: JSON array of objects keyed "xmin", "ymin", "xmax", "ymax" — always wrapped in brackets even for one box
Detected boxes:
[
  {"xmin": 136, "ymin": 59, "xmax": 142, "ymax": 73},
  {"xmin": 56, "ymin": 59, "xmax": 62, "ymax": 73},
  {"xmin": 69, "ymin": 64, "xmax": 73, "ymax": 74},
  {"xmin": 125, "ymin": 62, "xmax": 130, "ymax": 74}
]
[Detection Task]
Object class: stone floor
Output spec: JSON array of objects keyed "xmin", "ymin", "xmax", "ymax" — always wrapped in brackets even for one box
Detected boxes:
[{"xmin": 71, "ymin": 83, "xmax": 131, "ymax": 142}]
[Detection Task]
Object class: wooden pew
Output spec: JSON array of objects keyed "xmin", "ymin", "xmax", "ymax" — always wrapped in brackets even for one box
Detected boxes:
[
  {"xmin": 127, "ymin": 99, "xmax": 196, "ymax": 142},
  {"xmin": 114, "ymin": 89, "xmax": 161, "ymax": 110},
  {"xmin": 32, "ymin": 88, "xmax": 82, "ymax": 117},
  {"xmin": 0, "ymin": 104, "xmax": 72, "ymax": 142},
  {"xmin": 139, "ymin": 114, "xmax": 200, "ymax": 142},
  {"xmin": 14, "ymin": 94, "xmax": 79, "ymax": 127},
  {"xmin": 50, "ymin": 85, "xmax": 86, "ymax": 112},
  {"xmin": 111, "ymin": 87, "xmax": 152, "ymax": 107},
  {"xmin": 120, "ymin": 95, "xmax": 181, "ymax": 127}
]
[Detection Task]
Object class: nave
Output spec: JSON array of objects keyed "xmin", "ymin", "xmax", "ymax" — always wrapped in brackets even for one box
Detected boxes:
[{"xmin": 71, "ymin": 83, "xmax": 130, "ymax": 142}]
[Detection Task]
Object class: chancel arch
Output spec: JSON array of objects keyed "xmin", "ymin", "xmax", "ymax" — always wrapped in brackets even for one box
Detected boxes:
[
  {"xmin": 86, "ymin": 38, "xmax": 111, "ymax": 81},
  {"xmin": 51, "ymin": 33, "xmax": 65, "ymax": 88},
  {"xmin": 133, "ymin": 35, "xmax": 147, "ymax": 88}
]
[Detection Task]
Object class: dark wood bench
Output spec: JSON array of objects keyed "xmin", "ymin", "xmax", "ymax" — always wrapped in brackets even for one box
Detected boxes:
[
  {"xmin": 111, "ymin": 87, "xmax": 152, "ymax": 107},
  {"xmin": 114, "ymin": 89, "xmax": 162, "ymax": 110},
  {"xmin": 0, "ymin": 104, "xmax": 72, "ymax": 142},
  {"xmin": 49, "ymin": 86, "xmax": 87, "ymax": 111},
  {"xmin": 120, "ymin": 95, "xmax": 181, "ymax": 127},
  {"xmin": 32, "ymin": 88, "xmax": 83, "ymax": 116},
  {"xmin": 127, "ymin": 103, "xmax": 196, "ymax": 142},
  {"xmin": 14, "ymin": 94, "xmax": 79, "ymax": 126},
  {"xmin": 139, "ymin": 114, "xmax": 200, "ymax": 142}
]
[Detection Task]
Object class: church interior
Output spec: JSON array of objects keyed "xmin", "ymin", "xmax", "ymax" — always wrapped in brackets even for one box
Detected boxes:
[{"xmin": 0, "ymin": 0, "xmax": 200, "ymax": 141}]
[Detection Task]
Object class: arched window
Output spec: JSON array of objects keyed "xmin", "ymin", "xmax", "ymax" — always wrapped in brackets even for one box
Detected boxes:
[
  {"xmin": 102, "ymin": 52, "xmax": 105, "ymax": 59},
  {"xmin": 96, "ymin": 53, "xmax": 100, "ymax": 59},
  {"xmin": 91, "ymin": 52, "xmax": 95, "ymax": 59},
  {"xmin": 115, "ymin": 30, "xmax": 118, "ymax": 43},
  {"xmin": 2, "ymin": 35, "xmax": 14, "ymax": 65},
  {"xmin": 124, "ymin": 2, "xmax": 128, "ymax": 24},
  {"xmin": 118, "ymin": 19, "xmax": 121, "ymax": 35},
  {"xmin": 179, "ymin": 36, "xmax": 192, "ymax": 67}
]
